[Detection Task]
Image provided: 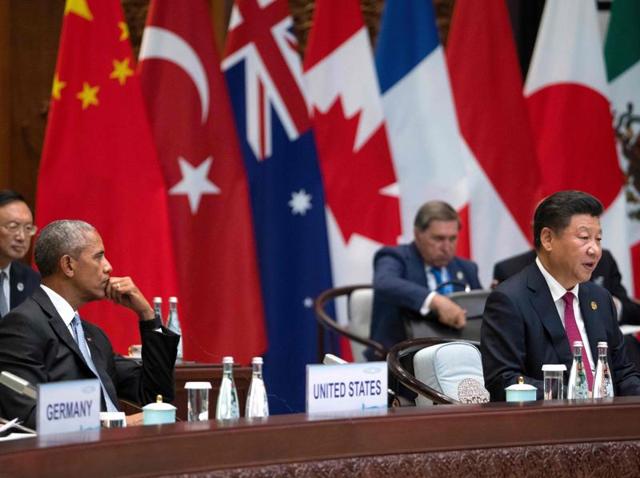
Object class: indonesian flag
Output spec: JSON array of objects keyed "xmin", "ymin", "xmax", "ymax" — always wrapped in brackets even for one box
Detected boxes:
[
  {"xmin": 37, "ymin": 0, "xmax": 178, "ymax": 352},
  {"xmin": 139, "ymin": 0, "xmax": 266, "ymax": 362},
  {"xmin": 303, "ymin": 0, "xmax": 401, "ymax": 288},
  {"xmin": 524, "ymin": 0, "xmax": 632, "ymax": 290},
  {"xmin": 605, "ymin": 0, "xmax": 640, "ymax": 296},
  {"xmin": 447, "ymin": 0, "xmax": 540, "ymax": 284}
]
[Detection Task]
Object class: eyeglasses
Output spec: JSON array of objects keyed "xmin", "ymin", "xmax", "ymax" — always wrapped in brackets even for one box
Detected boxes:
[{"xmin": 0, "ymin": 222, "xmax": 38, "ymax": 236}]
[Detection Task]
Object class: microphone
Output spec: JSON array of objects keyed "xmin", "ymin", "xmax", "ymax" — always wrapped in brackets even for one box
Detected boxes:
[{"xmin": 0, "ymin": 371, "xmax": 37, "ymax": 400}]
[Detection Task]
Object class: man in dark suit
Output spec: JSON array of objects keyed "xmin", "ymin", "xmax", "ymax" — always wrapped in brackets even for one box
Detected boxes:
[
  {"xmin": 0, "ymin": 190, "xmax": 40, "ymax": 317},
  {"xmin": 368, "ymin": 201, "xmax": 482, "ymax": 357},
  {"xmin": 0, "ymin": 220, "xmax": 179, "ymax": 428},
  {"xmin": 482, "ymin": 191, "xmax": 640, "ymax": 400},
  {"xmin": 493, "ymin": 248, "xmax": 640, "ymax": 326}
]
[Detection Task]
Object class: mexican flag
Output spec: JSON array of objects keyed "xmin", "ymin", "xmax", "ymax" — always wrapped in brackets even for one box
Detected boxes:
[{"xmin": 605, "ymin": 0, "xmax": 640, "ymax": 296}]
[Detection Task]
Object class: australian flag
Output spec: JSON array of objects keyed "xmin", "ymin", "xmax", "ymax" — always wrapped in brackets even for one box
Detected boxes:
[{"xmin": 223, "ymin": 0, "xmax": 334, "ymax": 413}]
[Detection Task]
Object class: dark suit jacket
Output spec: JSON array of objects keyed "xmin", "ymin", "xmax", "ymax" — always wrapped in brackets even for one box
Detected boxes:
[
  {"xmin": 482, "ymin": 263, "xmax": 640, "ymax": 401},
  {"xmin": 8, "ymin": 260, "xmax": 40, "ymax": 310},
  {"xmin": 0, "ymin": 287, "xmax": 179, "ymax": 428},
  {"xmin": 493, "ymin": 249, "xmax": 640, "ymax": 325},
  {"xmin": 369, "ymin": 243, "xmax": 482, "ymax": 355}
]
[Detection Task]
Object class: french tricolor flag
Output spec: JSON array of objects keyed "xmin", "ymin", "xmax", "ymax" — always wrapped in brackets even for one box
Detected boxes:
[{"xmin": 375, "ymin": 0, "xmax": 473, "ymax": 257}]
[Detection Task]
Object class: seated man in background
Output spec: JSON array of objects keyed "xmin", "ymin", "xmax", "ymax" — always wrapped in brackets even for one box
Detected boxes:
[
  {"xmin": 482, "ymin": 190, "xmax": 640, "ymax": 400},
  {"xmin": 0, "ymin": 190, "xmax": 40, "ymax": 317},
  {"xmin": 0, "ymin": 220, "xmax": 179, "ymax": 428},
  {"xmin": 368, "ymin": 200, "xmax": 482, "ymax": 358}
]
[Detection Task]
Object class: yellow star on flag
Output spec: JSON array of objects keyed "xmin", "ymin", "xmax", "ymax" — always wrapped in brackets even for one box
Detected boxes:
[
  {"xmin": 110, "ymin": 58, "xmax": 134, "ymax": 86},
  {"xmin": 64, "ymin": 0, "xmax": 93, "ymax": 21},
  {"xmin": 51, "ymin": 73, "xmax": 67, "ymax": 100},
  {"xmin": 76, "ymin": 82, "xmax": 99, "ymax": 109},
  {"xmin": 118, "ymin": 21, "xmax": 130, "ymax": 41}
]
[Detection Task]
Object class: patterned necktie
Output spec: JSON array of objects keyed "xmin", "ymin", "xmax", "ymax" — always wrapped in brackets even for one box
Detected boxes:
[
  {"xmin": 0, "ymin": 271, "xmax": 8, "ymax": 317},
  {"xmin": 432, "ymin": 267, "xmax": 452, "ymax": 295},
  {"xmin": 562, "ymin": 292, "xmax": 594, "ymax": 391},
  {"xmin": 71, "ymin": 314, "xmax": 118, "ymax": 412}
]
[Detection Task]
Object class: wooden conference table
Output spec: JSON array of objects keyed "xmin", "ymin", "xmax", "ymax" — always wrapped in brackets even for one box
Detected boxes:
[{"xmin": 1, "ymin": 397, "xmax": 640, "ymax": 477}]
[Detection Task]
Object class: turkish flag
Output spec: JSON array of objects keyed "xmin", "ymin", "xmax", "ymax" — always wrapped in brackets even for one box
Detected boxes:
[
  {"xmin": 303, "ymin": 0, "xmax": 401, "ymax": 288},
  {"xmin": 139, "ymin": 0, "xmax": 266, "ymax": 363},
  {"xmin": 37, "ymin": 0, "xmax": 178, "ymax": 352}
]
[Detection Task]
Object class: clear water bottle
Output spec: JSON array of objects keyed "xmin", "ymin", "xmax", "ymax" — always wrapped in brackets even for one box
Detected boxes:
[
  {"xmin": 215, "ymin": 356, "xmax": 240, "ymax": 420},
  {"xmin": 153, "ymin": 297, "xmax": 163, "ymax": 322},
  {"xmin": 166, "ymin": 297, "xmax": 183, "ymax": 360},
  {"xmin": 245, "ymin": 357, "xmax": 269, "ymax": 418},
  {"xmin": 593, "ymin": 341, "xmax": 614, "ymax": 399},
  {"xmin": 567, "ymin": 341, "xmax": 589, "ymax": 399}
]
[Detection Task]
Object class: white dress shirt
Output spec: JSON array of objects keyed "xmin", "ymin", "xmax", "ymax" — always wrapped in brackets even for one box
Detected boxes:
[{"xmin": 535, "ymin": 257, "xmax": 595, "ymax": 372}]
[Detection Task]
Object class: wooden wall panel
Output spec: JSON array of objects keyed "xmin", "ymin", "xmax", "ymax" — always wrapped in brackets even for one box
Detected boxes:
[
  {"xmin": 0, "ymin": 1, "xmax": 10, "ymax": 188},
  {"xmin": 7, "ymin": 0, "xmax": 64, "ymax": 208}
]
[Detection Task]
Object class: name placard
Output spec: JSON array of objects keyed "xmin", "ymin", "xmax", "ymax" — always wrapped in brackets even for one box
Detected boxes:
[
  {"xmin": 37, "ymin": 379, "xmax": 101, "ymax": 435},
  {"xmin": 306, "ymin": 362, "xmax": 387, "ymax": 414}
]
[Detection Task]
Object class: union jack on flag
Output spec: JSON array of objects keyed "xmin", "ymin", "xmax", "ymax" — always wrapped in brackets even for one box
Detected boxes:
[{"xmin": 222, "ymin": 0, "xmax": 311, "ymax": 160}]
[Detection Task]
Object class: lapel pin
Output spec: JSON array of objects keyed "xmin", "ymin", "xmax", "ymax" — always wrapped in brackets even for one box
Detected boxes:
[
  {"xmin": 16, "ymin": 282, "xmax": 24, "ymax": 292},
  {"xmin": 591, "ymin": 301, "xmax": 598, "ymax": 311},
  {"xmin": 456, "ymin": 271, "xmax": 464, "ymax": 280}
]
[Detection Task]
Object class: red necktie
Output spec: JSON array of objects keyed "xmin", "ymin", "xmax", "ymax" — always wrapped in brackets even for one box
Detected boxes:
[{"xmin": 562, "ymin": 292, "xmax": 593, "ymax": 390}]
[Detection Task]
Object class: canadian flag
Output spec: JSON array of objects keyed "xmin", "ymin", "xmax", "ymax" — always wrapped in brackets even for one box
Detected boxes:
[
  {"xmin": 303, "ymin": 0, "xmax": 401, "ymax": 288},
  {"xmin": 524, "ymin": 0, "xmax": 632, "ymax": 290}
]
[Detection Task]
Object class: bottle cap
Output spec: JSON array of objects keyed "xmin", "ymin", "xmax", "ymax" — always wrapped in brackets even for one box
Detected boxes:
[
  {"xmin": 572, "ymin": 341, "xmax": 583, "ymax": 347},
  {"xmin": 541, "ymin": 364, "xmax": 567, "ymax": 372},
  {"xmin": 153, "ymin": 297, "xmax": 162, "ymax": 304},
  {"xmin": 169, "ymin": 296, "xmax": 178, "ymax": 303},
  {"xmin": 597, "ymin": 341, "xmax": 608, "ymax": 348},
  {"xmin": 251, "ymin": 357, "xmax": 263, "ymax": 365},
  {"xmin": 222, "ymin": 356, "xmax": 234, "ymax": 364},
  {"xmin": 184, "ymin": 381, "xmax": 212, "ymax": 389}
]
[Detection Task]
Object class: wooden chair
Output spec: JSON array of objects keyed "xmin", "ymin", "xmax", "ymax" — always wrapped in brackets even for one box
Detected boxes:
[{"xmin": 314, "ymin": 284, "xmax": 386, "ymax": 362}]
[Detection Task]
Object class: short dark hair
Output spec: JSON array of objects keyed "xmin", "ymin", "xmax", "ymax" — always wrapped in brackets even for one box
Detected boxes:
[
  {"xmin": 0, "ymin": 189, "xmax": 27, "ymax": 208},
  {"xmin": 413, "ymin": 200, "xmax": 460, "ymax": 231},
  {"xmin": 533, "ymin": 190, "xmax": 603, "ymax": 250},
  {"xmin": 35, "ymin": 220, "xmax": 96, "ymax": 278}
]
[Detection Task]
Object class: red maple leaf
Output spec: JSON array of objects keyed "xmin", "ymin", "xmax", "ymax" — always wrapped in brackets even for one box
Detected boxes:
[{"xmin": 313, "ymin": 98, "xmax": 401, "ymax": 245}]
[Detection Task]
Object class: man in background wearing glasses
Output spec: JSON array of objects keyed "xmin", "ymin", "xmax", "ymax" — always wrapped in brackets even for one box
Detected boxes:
[{"xmin": 0, "ymin": 190, "xmax": 40, "ymax": 318}]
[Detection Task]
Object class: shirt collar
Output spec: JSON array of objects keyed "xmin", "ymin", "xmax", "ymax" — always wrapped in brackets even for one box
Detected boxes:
[
  {"xmin": 40, "ymin": 284, "xmax": 76, "ymax": 328},
  {"xmin": 535, "ymin": 256, "xmax": 580, "ymax": 303},
  {"xmin": 0, "ymin": 263, "xmax": 11, "ymax": 277}
]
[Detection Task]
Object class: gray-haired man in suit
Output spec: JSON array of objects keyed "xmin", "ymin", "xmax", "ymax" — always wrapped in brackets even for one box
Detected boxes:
[{"xmin": 0, "ymin": 190, "xmax": 40, "ymax": 317}]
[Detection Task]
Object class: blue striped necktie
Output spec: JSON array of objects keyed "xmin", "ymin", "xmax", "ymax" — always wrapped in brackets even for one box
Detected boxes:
[
  {"xmin": 71, "ymin": 314, "xmax": 118, "ymax": 412},
  {"xmin": 432, "ymin": 267, "xmax": 453, "ymax": 295}
]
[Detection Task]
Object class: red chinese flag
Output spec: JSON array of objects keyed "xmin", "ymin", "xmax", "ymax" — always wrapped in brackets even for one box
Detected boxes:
[
  {"xmin": 138, "ymin": 0, "xmax": 266, "ymax": 363},
  {"xmin": 37, "ymin": 0, "xmax": 178, "ymax": 352}
]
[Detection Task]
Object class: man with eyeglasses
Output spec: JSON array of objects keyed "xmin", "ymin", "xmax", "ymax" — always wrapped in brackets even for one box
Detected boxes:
[{"xmin": 0, "ymin": 190, "xmax": 40, "ymax": 318}]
